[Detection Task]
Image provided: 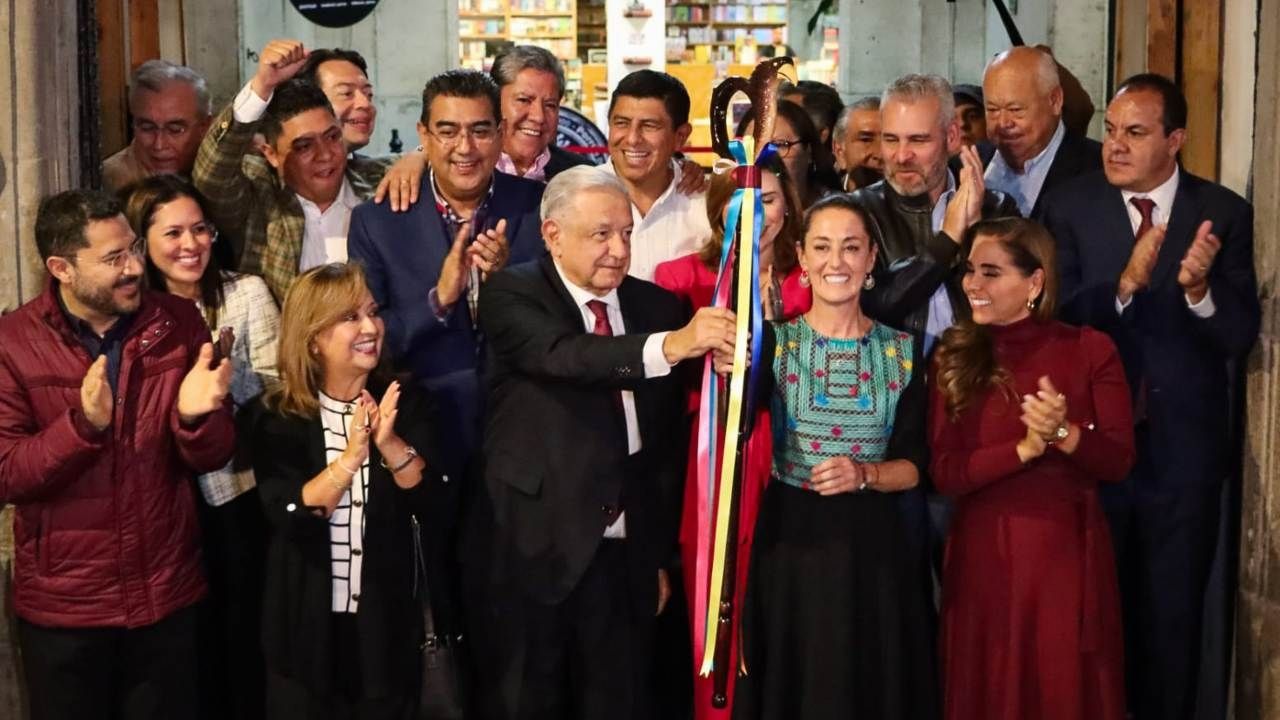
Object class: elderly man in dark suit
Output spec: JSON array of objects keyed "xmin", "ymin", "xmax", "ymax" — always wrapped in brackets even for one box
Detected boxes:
[
  {"xmin": 464, "ymin": 166, "xmax": 734, "ymax": 720},
  {"xmin": 348, "ymin": 69, "xmax": 545, "ymax": 467},
  {"xmin": 1040, "ymin": 73, "xmax": 1260, "ymax": 720},
  {"xmin": 982, "ymin": 46, "xmax": 1103, "ymax": 218}
]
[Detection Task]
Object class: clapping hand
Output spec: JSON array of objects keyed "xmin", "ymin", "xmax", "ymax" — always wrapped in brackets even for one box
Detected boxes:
[
  {"xmin": 1017, "ymin": 375, "xmax": 1067, "ymax": 461},
  {"xmin": 80, "ymin": 356, "xmax": 113, "ymax": 431},
  {"xmin": 1177, "ymin": 220, "xmax": 1221, "ymax": 303},
  {"xmin": 941, "ymin": 144, "xmax": 986, "ymax": 243},
  {"xmin": 1118, "ymin": 223, "xmax": 1166, "ymax": 303},
  {"xmin": 361, "ymin": 380, "xmax": 403, "ymax": 454},
  {"xmin": 468, "ymin": 218, "xmax": 509, "ymax": 278},
  {"xmin": 177, "ymin": 343, "xmax": 232, "ymax": 425}
]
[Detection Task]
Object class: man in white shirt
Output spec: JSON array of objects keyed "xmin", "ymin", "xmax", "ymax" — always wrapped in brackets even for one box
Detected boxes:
[
  {"xmin": 193, "ymin": 39, "xmax": 388, "ymax": 301},
  {"xmin": 982, "ymin": 46, "xmax": 1103, "ymax": 218},
  {"xmin": 1041, "ymin": 74, "xmax": 1260, "ymax": 720},
  {"xmin": 598, "ymin": 70, "xmax": 712, "ymax": 281}
]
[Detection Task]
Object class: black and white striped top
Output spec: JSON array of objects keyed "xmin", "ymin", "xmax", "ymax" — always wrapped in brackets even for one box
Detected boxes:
[{"xmin": 319, "ymin": 392, "xmax": 370, "ymax": 614}]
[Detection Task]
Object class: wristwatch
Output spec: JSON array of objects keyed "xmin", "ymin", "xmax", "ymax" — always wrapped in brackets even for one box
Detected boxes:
[{"xmin": 1047, "ymin": 423, "xmax": 1070, "ymax": 445}]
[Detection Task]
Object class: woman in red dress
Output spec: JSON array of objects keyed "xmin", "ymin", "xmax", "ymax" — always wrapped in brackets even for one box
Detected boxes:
[
  {"xmin": 653, "ymin": 155, "xmax": 807, "ymax": 720},
  {"xmin": 929, "ymin": 217, "xmax": 1134, "ymax": 720}
]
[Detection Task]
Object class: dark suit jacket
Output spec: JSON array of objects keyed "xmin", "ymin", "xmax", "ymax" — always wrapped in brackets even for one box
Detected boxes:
[
  {"xmin": 1041, "ymin": 169, "xmax": 1259, "ymax": 488},
  {"xmin": 546, "ymin": 145, "xmax": 595, "ymax": 180},
  {"xmin": 472, "ymin": 255, "xmax": 688, "ymax": 608},
  {"xmin": 347, "ymin": 172, "xmax": 546, "ymax": 467},
  {"xmin": 242, "ymin": 379, "xmax": 458, "ymax": 698},
  {"xmin": 1030, "ymin": 131, "xmax": 1103, "ymax": 218}
]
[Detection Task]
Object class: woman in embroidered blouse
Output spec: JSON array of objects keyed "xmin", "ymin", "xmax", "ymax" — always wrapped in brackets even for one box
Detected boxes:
[
  {"xmin": 653, "ymin": 154, "xmax": 806, "ymax": 720},
  {"xmin": 242, "ymin": 264, "xmax": 454, "ymax": 719},
  {"xmin": 123, "ymin": 174, "xmax": 280, "ymax": 719},
  {"xmin": 734, "ymin": 195, "xmax": 936, "ymax": 720},
  {"xmin": 929, "ymin": 218, "xmax": 1133, "ymax": 720}
]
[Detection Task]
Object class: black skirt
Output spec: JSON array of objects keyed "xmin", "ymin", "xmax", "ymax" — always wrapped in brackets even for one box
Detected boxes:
[{"xmin": 733, "ymin": 481, "xmax": 938, "ymax": 720}]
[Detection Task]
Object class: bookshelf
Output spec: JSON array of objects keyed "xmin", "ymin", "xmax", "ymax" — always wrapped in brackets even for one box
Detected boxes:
[
  {"xmin": 458, "ymin": 0, "xmax": 579, "ymax": 70},
  {"xmin": 664, "ymin": 0, "xmax": 788, "ymax": 64}
]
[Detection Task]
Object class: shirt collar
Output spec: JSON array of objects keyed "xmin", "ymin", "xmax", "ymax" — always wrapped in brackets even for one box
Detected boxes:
[
  {"xmin": 933, "ymin": 169, "xmax": 958, "ymax": 213},
  {"xmin": 430, "ymin": 167, "xmax": 496, "ymax": 220},
  {"xmin": 1120, "ymin": 165, "xmax": 1180, "ymax": 212},
  {"xmin": 1023, "ymin": 120, "xmax": 1066, "ymax": 174},
  {"xmin": 496, "ymin": 147, "xmax": 553, "ymax": 182},
  {"xmin": 601, "ymin": 157, "xmax": 683, "ymax": 213},
  {"xmin": 296, "ymin": 178, "xmax": 360, "ymax": 216},
  {"xmin": 54, "ymin": 282, "xmax": 133, "ymax": 342},
  {"xmin": 552, "ymin": 259, "xmax": 620, "ymax": 310}
]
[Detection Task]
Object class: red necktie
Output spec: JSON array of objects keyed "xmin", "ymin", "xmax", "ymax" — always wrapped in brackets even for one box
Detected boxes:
[
  {"xmin": 1131, "ymin": 197, "xmax": 1156, "ymax": 241},
  {"xmin": 587, "ymin": 300, "xmax": 625, "ymax": 416},
  {"xmin": 1128, "ymin": 197, "xmax": 1156, "ymax": 424}
]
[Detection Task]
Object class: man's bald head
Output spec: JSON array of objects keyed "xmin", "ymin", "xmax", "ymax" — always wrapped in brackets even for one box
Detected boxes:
[{"xmin": 983, "ymin": 47, "xmax": 1064, "ymax": 170}]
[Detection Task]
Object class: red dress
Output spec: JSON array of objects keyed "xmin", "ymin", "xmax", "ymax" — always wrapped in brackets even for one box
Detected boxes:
[
  {"xmin": 653, "ymin": 253, "xmax": 809, "ymax": 720},
  {"xmin": 928, "ymin": 318, "xmax": 1134, "ymax": 720}
]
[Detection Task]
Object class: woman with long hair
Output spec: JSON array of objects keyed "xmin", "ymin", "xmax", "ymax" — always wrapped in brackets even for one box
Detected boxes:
[
  {"xmin": 735, "ymin": 195, "xmax": 936, "ymax": 720},
  {"xmin": 929, "ymin": 217, "xmax": 1132, "ymax": 720},
  {"xmin": 123, "ymin": 174, "xmax": 279, "ymax": 720},
  {"xmin": 738, "ymin": 100, "xmax": 841, "ymax": 209},
  {"xmin": 241, "ymin": 263, "xmax": 455, "ymax": 719},
  {"xmin": 653, "ymin": 153, "xmax": 807, "ymax": 720}
]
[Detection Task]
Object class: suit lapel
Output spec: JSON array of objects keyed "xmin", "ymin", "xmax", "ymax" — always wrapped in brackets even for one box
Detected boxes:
[
  {"xmin": 1152, "ymin": 172, "xmax": 1198, "ymax": 290},
  {"xmin": 538, "ymin": 255, "xmax": 589, "ymax": 328},
  {"xmin": 1095, "ymin": 186, "xmax": 1137, "ymax": 280},
  {"xmin": 262, "ymin": 196, "xmax": 305, "ymax": 300}
]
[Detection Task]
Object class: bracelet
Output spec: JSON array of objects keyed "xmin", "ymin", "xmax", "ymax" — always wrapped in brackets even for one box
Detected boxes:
[
  {"xmin": 326, "ymin": 463, "xmax": 352, "ymax": 492},
  {"xmin": 380, "ymin": 445, "xmax": 419, "ymax": 474}
]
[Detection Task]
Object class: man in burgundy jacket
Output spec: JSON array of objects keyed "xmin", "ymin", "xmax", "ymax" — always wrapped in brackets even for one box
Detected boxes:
[{"xmin": 0, "ymin": 189, "xmax": 234, "ymax": 720}]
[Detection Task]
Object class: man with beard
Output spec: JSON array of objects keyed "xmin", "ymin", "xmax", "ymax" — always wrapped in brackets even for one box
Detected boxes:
[
  {"xmin": 0, "ymin": 189, "xmax": 235, "ymax": 720},
  {"xmin": 194, "ymin": 39, "xmax": 390, "ymax": 301},
  {"xmin": 982, "ymin": 46, "xmax": 1103, "ymax": 218},
  {"xmin": 102, "ymin": 60, "xmax": 213, "ymax": 193},
  {"xmin": 849, "ymin": 74, "xmax": 1018, "ymax": 605}
]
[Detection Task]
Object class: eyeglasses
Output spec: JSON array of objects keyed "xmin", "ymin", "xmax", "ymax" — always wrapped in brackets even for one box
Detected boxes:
[
  {"xmin": 132, "ymin": 120, "xmax": 193, "ymax": 139},
  {"xmin": 82, "ymin": 239, "xmax": 146, "ymax": 272},
  {"xmin": 771, "ymin": 138, "xmax": 808, "ymax": 157},
  {"xmin": 425, "ymin": 123, "xmax": 500, "ymax": 148}
]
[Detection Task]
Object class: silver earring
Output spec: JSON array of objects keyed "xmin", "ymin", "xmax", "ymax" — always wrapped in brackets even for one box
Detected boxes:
[
  {"xmin": 863, "ymin": 274, "xmax": 876, "ymax": 290},
  {"xmin": 799, "ymin": 270, "xmax": 810, "ymax": 288}
]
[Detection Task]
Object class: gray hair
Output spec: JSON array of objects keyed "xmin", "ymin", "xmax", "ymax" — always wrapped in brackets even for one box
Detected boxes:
[
  {"xmin": 541, "ymin": 166, "xmax": 628, "ymax": 223},
  {"xmin": 491, "ymin": 45, "xmax": 567, "ymax": 100},
  {"xmin": 834, "ymin": 96, "xmax": 881, "ymax": 139},
  {"xmin": 985, "ymin": 47, "xmax": 1061, "ymax": 95},
  {"xmin": 129, "ymin": 59, "xmax": 212, "ymax": 117},
  {"xmin": 881, "ymin": 74, "xmax": 954, "ymax": 132}
]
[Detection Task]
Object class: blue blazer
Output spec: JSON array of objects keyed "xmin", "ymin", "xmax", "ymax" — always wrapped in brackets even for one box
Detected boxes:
[
  {"xmin": 347, "ymin": 172, "xmax": 546, "ymax": 464},
  {"xmin": 1040, "ymin": 169, "xmax": 1259, "ymax": 488}
]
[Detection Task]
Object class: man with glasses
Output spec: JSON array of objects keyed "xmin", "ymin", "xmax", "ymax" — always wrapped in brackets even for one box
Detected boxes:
[
  {"xmin": 347, "ymin": 68, "xmax": 544, "ymax": 466},
  {"xmin": 0, "ymin": 189, "xmax": 235, "ymax": 720},
  {"xmin": 194, "ymin": 39, "xmax": 391, "ymax": 301},
  {"xmin": 102, "ymin": 60, "xmax": 213, "ymax": 193}
]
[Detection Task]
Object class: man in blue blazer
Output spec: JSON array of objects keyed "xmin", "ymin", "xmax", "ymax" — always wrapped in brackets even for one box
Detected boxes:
[
  {"xmin": 1040, "ymin": 74, "xmax": 1259, "ymax": 720},
  {"xmin": 349, "ymin": 69, "xmax": 545, "ymax": 466}
]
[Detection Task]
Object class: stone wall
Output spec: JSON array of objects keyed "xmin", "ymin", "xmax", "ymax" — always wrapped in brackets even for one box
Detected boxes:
[{"xmin": 1236, "ymin": 0, "xmax": 1280, "ymax": 715}]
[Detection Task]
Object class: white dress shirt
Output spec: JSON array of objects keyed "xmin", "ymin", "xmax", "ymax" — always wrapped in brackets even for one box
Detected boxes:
[
  {"xmin": 923, "ymin": 171, "xmax": 959, "ymax": 356},
  {"xmin": 551, "ymin": 261, "xmax": 675, "ymax": 538},
  {"xmin": 984, "ymin": 120, "xmax": 1066, "ymax": 217},
  {"xmin": 232, "ymin": 81, "xmax": 358, "ymax": 272},
  {"xmin": 1114, "ymin": 167, "xmax": 1215, "ymax": 317},
  {"xmin": 599, "ymin": 159, "xmax": 712, "ymax": 282}
]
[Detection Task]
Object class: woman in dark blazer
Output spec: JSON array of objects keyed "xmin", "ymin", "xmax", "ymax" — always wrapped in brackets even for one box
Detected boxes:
[{"xmin": 241, "ymin": 263, "xmax": 457, "ymax": 720}]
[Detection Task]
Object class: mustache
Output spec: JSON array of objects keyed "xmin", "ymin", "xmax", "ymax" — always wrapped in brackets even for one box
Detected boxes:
[{"xmin": 114, "ymin": 276, "xmax": 140, "ymax": 290}]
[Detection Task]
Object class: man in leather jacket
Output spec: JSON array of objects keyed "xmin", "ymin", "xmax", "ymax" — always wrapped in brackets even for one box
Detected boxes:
[{"xmin": 852, "ymin": 74, "xmax": 1019, "ymax": 362}]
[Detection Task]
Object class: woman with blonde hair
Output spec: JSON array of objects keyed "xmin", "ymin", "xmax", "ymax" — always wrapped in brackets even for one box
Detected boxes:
[
  {"xmin": 241, "ymin": 263, "xmax": 456, "ymax": 720},
  {"xmin": 929, "ymin": 217, "xmax": 1133, "ymax": 720}
]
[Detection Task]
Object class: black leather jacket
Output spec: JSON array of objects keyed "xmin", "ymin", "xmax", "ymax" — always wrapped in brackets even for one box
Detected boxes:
[{"xmin": 851, "ymin": 178, "xmax": 1020, "ymax": 348}]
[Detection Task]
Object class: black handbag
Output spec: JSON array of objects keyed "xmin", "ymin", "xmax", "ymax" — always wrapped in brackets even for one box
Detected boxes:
[{"xmin": 411, "ymin": 515, "xmax": 470, "ymax": 720}]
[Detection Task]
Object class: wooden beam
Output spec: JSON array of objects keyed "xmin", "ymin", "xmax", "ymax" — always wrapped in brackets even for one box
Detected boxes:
[
  {"xmin": 1146, "ymin": 0, "xmax": 1178, "ymax": 78},
  {"xmin": 1182, "ymin": 0, "xmax": 1223, "ymax": 180},
  {"xmin": 97, "ymin": 0, "xmax": 127, "ymax": 157},
  {"xmin": 128, "ymin": 0, "xmax": 160, "ymax": 70}
]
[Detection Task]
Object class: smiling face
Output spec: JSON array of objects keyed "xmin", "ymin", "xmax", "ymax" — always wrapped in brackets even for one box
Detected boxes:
[
  {"xmin": 719, "ymin": 170, "xmax": 786, "ymax": 265},
  {"xmin": 799, "ymin": 206, "xmax": 877, "ymax": 308},
  {"xmin": 608, "ymin": 96, "xmax": 690, "ymax": 188},
  {"xmin": 263, "ymin": 107, "xmax": 347, "ymax": 207},
  {"xmin": 130, "ymin": 82, "xmax": 210, "ymax": 176},
  {"xmin": 48, "ymin": 214, "xmax": 144, "ymax": 325},
  {"xmin": 544, "ymin": 188, "xmax": 634, "ymax": 296},
  {"xmin": 962, "ymin": 233, "xmax": 1044, "ymax": 326},
  {"xmin": 314, "ymin": 59, "xmax": 376, "ymax": 152},
  {"xmin": 881, "ymin": 96, "xmax": 958, "ymax": 200},
  {"xmin": 144, "ymin": 195, "xmax": 214, "ymax": 291},
  {"xmin": 983, "ymin": 62, "xmax": 1063, "ymax": 169},
  {"xmin": 419, "ymin": 94, "xmax": 502, "ymax": 204},
  {"xmin": 314, "ymin": 291, "xmax": 384, "ymax": 381},
  {"xmin": 501, "ymin": 68, "xmax": 561, "ymax": 167},
  {"xmin": 1103, "ymin": 88, "xmax": 1184, "ymax": 193}
]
